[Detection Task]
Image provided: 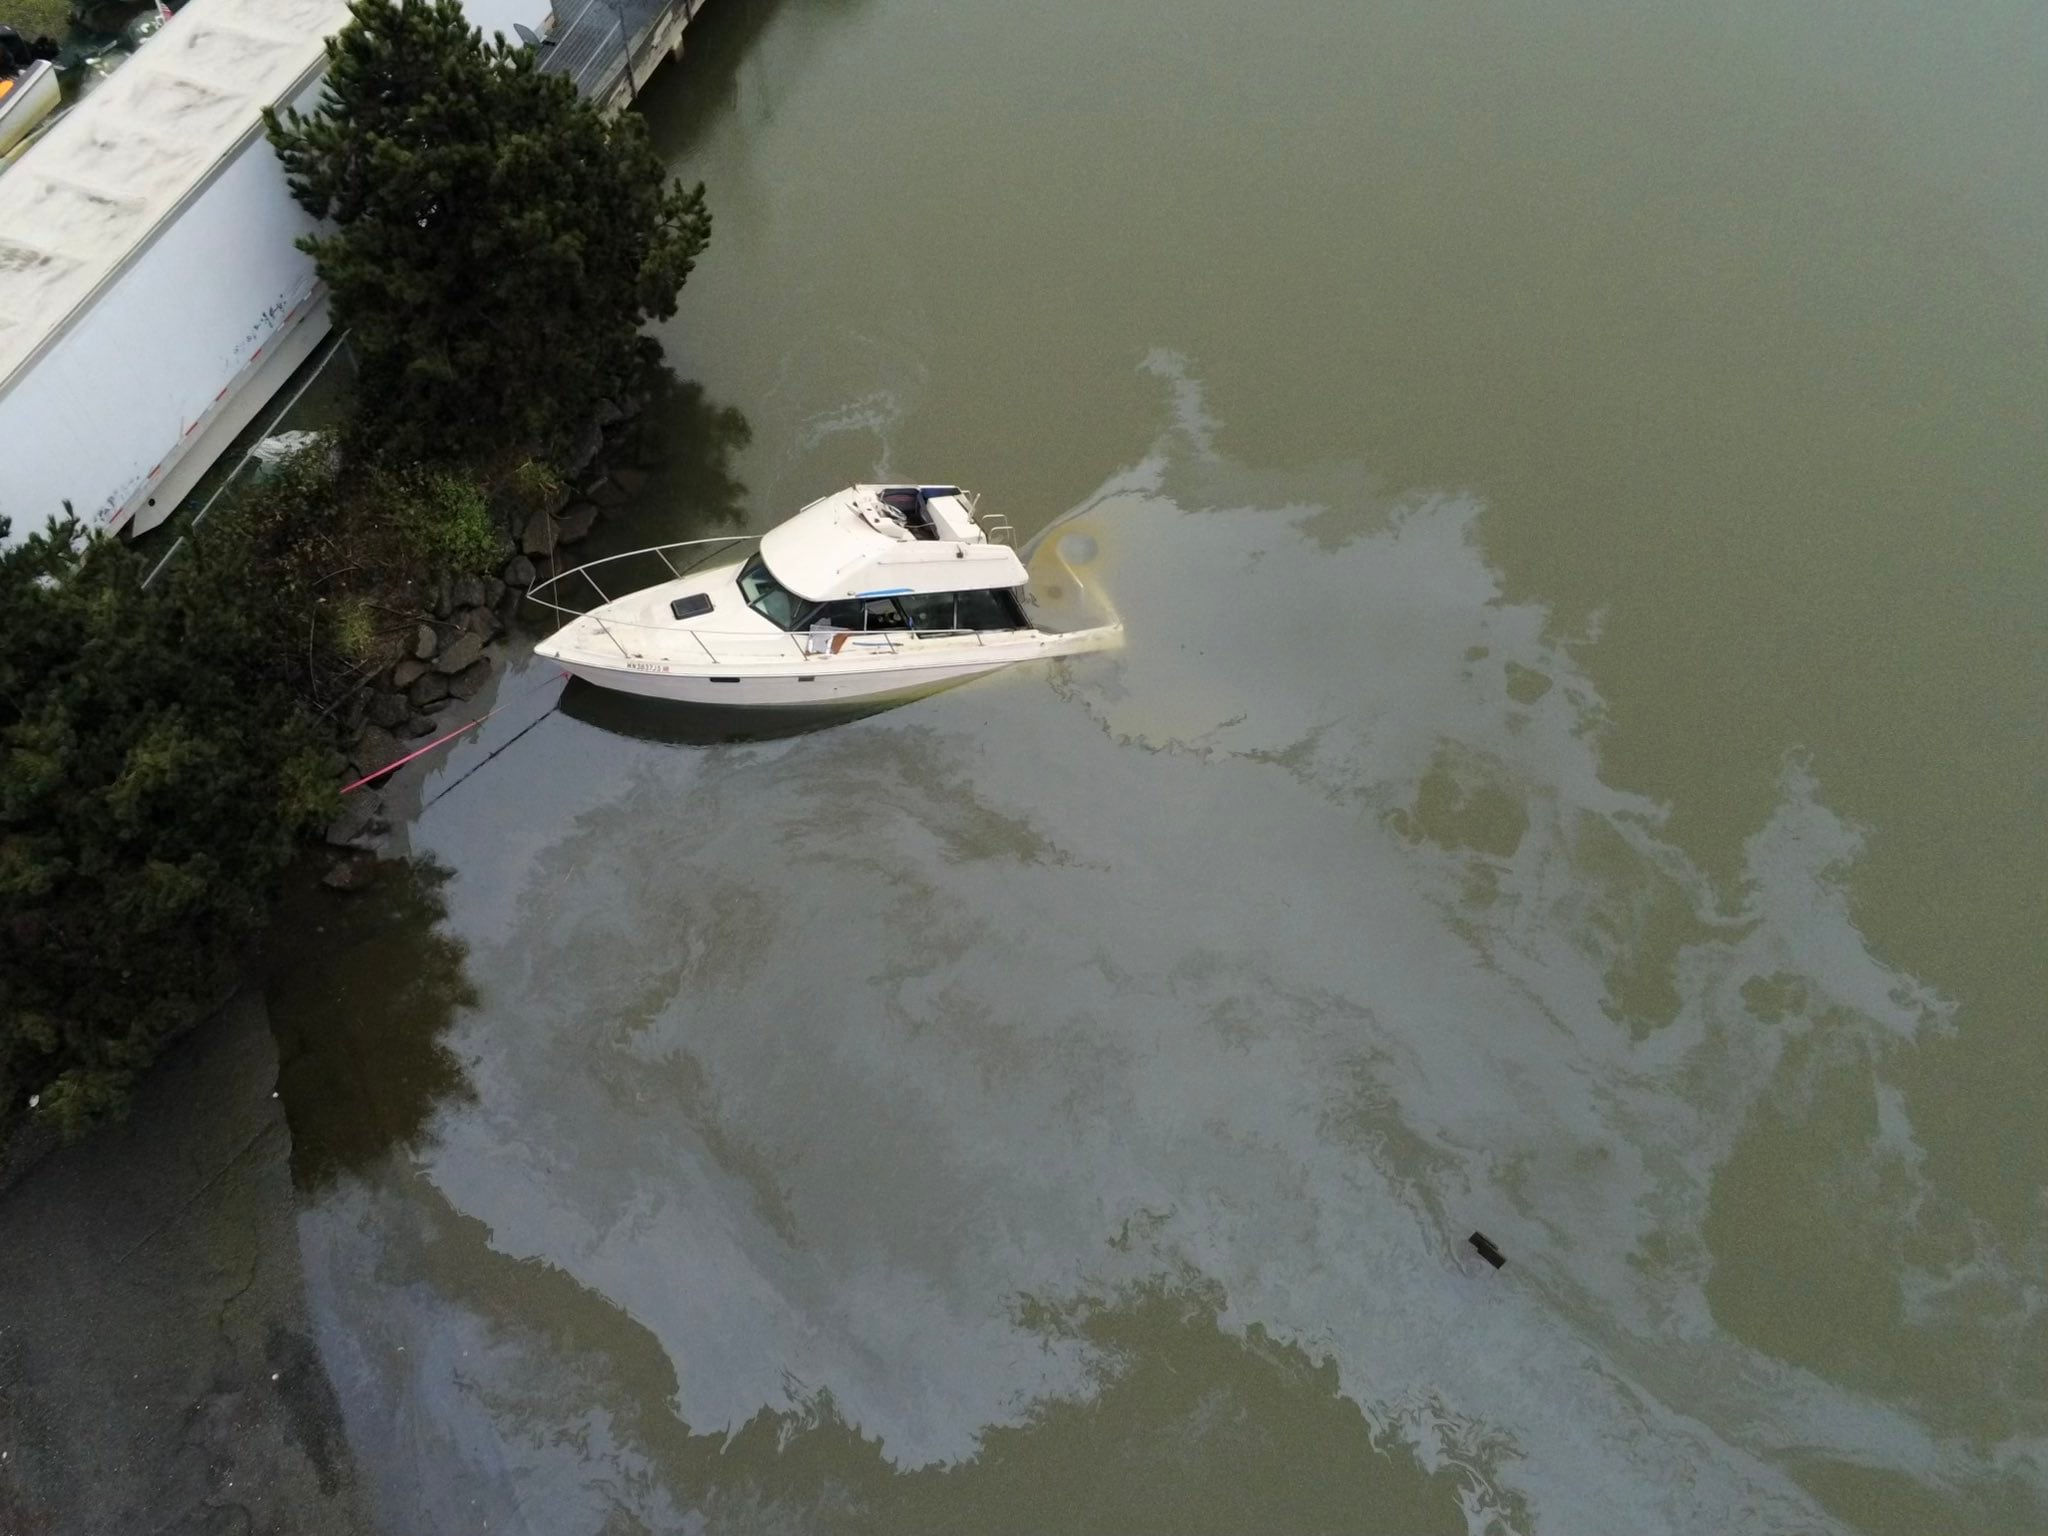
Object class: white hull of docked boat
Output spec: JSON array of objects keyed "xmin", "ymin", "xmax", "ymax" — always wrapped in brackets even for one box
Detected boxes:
[
  {"xmin": 530, "ymin": 486, "xmax": 1120, "ymax": 709},
  {"xmin": 548, "ymin": 632, "xmax": 1092, "ymax": 707}
]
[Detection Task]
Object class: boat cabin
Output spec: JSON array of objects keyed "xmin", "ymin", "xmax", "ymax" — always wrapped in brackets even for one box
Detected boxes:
[{"xmin": 742, "ymin": 484, "xmax": 1032, "ymax": 635}]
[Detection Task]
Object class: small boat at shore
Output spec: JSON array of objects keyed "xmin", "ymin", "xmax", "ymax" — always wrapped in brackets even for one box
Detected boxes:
[
  {"xmin": 0, "ymin": 57, "xmax": 58, "ymax": 159},
  {"xmin": 531, "ymin": 485, "xmax": 1121, "ymax": 707}
]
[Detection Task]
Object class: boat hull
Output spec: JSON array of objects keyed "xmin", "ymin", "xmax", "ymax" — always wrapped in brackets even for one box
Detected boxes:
[
  {"xmin": 0, "ymin": 62, "xmax": 60, "ymax": 158},
  {"xmin": 542, "ymin": 646, "xmax": 1036, "ymax": 706}
]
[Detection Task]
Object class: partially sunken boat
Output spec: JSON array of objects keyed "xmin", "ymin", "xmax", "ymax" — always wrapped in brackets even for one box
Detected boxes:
[{"xmin": 531, "ymin": 485, "xmax": 1121, "ymax": 706}]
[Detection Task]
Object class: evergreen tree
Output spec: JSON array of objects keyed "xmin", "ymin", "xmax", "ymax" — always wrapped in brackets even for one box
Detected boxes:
[
  {"xmin": 0, "ymin": 514, "xmax": 338, "ymax": 1137},
  {"xmin": 265, "ymin": 0, "xmax": 712, "ymax": 463}
]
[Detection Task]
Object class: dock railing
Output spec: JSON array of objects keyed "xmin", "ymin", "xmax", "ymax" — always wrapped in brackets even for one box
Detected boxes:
[{"xmin": 537, "ymin": 0, "xmax": 699, "ymax": 108}]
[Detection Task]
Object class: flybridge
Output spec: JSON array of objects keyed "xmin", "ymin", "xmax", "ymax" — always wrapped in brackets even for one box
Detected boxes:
[{"xmin": 758, "ymin": 486, "xmax": 1029, "ymax": 603}]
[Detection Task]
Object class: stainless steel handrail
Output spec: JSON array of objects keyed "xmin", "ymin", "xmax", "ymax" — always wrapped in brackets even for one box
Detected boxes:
[{"xmin": 524, "ymin": 536, "xmax": 759, "ymax": 620}]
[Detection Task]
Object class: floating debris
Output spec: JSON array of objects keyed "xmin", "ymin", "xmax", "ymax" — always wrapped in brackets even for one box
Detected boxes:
[{"xmin": 1468, "ymin": 1231, "xmax": 1506, "ymax": 1269}]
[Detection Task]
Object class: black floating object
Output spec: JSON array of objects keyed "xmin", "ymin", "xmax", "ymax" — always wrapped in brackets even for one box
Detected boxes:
[{"xmin": 1468, "ymin": 1231, "xmax": 1506, "ymax": 1270}]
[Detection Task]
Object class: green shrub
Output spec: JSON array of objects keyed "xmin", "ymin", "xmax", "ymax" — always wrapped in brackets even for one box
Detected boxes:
[
  {"xmin": 384, "ymin": 469, "xmax": 499, "ymax": 578},
  {"xmin": 326, "ymin": 594, "xmax": 378, "ymax": 661},
  {"xmin": 0, "ymin": 512, "xmax": 340, "ymax": 1138},
  {"xmin": 0, "ymin": 0, "xmax": 71, "ymax": 40}
]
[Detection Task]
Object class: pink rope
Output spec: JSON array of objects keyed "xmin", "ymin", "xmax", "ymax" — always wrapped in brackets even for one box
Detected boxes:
[{"xmin": 340, "ymin": 668, "xmax": 568, "ymax": 795}]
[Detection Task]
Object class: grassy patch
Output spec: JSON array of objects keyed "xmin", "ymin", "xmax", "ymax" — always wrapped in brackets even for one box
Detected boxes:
[{"xmin": 0, "ymin": 0, "xmax": 74, "ymax": 39}]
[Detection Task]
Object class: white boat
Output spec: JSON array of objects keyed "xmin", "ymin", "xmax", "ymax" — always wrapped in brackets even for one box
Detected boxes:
[
  {"xmin": 0, "ymin": 60, "xmax": 58, "ymax": 159},
  {"xmin": 531, "ymin": 485, "xmax": 1121, "ymax": 707}
]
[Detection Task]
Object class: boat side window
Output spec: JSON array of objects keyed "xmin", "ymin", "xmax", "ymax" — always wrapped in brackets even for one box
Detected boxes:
[
  {"xmin": 807, "ymin": 598, "xmax": 910, "ymax": 630},
  {"xmin": 953, "ymin": 587, "xmax": 1027, "ymax": 631},
  {"xmin": 737, "ymin": 554, "xmax": 814, "ymax": 630},
  {"xmin": 897, "ymin": 592, "xmax": 957, "ymax": 630},
  {"xmin": 808, "ymin": 600, "xmax": 865, "ymax": 630}
]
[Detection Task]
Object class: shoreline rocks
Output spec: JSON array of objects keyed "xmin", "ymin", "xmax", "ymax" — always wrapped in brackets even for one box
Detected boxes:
[
  {"xmin": 556, "ymin": 501, "xmax": 599, "ymax": 542},
  {"xmin": 432, "ymin": 631, "xmax": 484, "ymax": 676},
  {"xmin": 336, "ymin": 385, "xmax": 655, "ymax": 879}
]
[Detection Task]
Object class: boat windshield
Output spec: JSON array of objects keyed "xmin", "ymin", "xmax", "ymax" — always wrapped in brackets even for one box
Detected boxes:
[{"xmin": 737, "ymin": 554, "xmax": 814, "ymax": 630}]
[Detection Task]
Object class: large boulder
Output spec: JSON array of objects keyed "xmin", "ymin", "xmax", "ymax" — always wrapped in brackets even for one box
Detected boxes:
[
  {"xmin": 520, "ymin": 507, "xmax": 557, "ymax": 557},
  {"xmin": 563, "ymin": 418, "xmax": 605, "ymax": 477},
  {"xmin": 556, "ymin": 502, "xmax": 600, "ymax": 544},
  {"xmin": 459, "ymin": 605, "xmax": 496, "ymax": 639},
  {"xmin": 321, "ymin": 854, "xmax": 375, "ymax": 892},
  {"xmin": 447, "ymin": 657, "xmax": 494, "ymax": 702},
  {"xmin": 450, "ymin": 574, "xmax": 488, "ymax": 610},
  {"xmin": 391, "ymin": 657, "xmax": 429, "ymax": 691},
  {"xmin": 433, "ymin": 632, "xmax": 485, "ymax": 675},
  {"xmin": 366, "ymin": 690, "xmax": 410, "ymax": 729},
  {"xmin": 408, "ymin": 671, "xmax": 451, "ymax": 709},
  {"xmin": 412, "ymin": 623, "xmax": 438, "ymax": 661},
  {"xmin": 403, "ymin": 714, "xmax": 440, "ymax": 738},
  {"xmin": 323, "ymin": 795, "xmax": 388, "ymax": 851},
  {"xmin": 584, "ymin": 478, "xmax": 628, "ymax": 509},
  {"xmin": 502, "ymin": 554, "xmax": 537, "ymax": 589},
  {"xmin": 351, "ymin": 724, "xmax": 402, "ymax": 779},
  {"xmin": 489, "ymin": 477, "xmax": 568, "ymax": 537}
]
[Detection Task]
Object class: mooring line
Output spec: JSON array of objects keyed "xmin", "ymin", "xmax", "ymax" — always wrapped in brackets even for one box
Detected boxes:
[
  {"xmin": 418, "ymin": 700, "xmax": 562, "ymax": 811},
  {"xmin": 339, "ymin": 668, "xmax": 568, "ymax": 796}
]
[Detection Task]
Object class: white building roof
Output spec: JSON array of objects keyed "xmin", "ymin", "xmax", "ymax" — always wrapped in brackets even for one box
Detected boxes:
[
  {"xmin": 761, "ymin": 486, "xmax": 1029, "ymax": 602},
  {"xmin": 0, "ymin": 0, "xmax": 348, "ymax": 392}
]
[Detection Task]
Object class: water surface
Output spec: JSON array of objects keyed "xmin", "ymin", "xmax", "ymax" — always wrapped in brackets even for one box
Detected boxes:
[{"xmin": 272, "ymin": 2, "xmax": 2048, "ymax": 1531}]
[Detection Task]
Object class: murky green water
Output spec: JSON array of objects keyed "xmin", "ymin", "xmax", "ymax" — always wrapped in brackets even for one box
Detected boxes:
[{"xmin": 271, "ymin": 1, "xmax": 2048, "ymax": 1530}]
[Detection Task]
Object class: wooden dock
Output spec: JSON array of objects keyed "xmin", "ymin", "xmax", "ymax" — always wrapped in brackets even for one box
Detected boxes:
[{"xmin": 539, "ymin": 0, "xmax": 705, "ymax": 111}]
